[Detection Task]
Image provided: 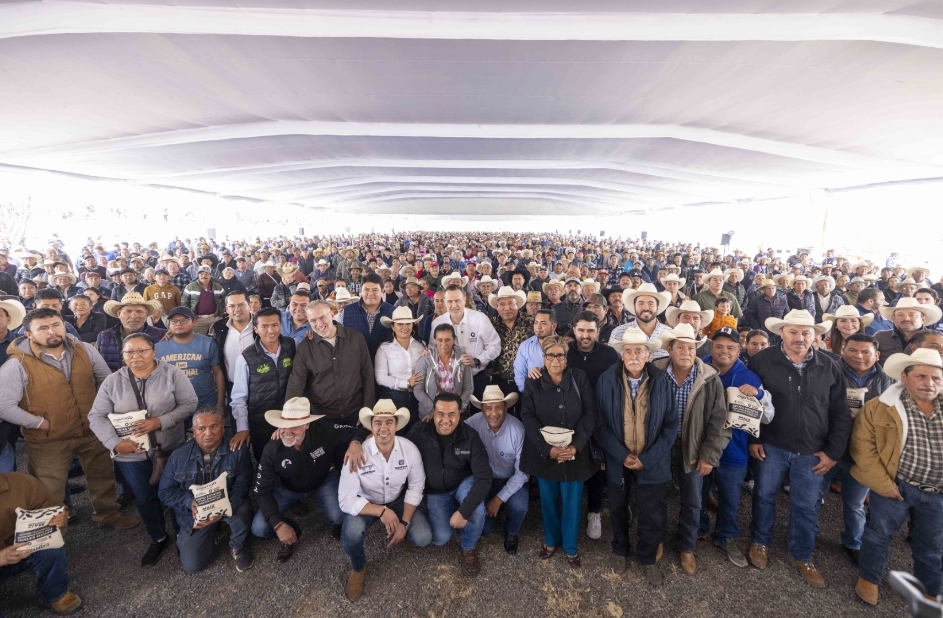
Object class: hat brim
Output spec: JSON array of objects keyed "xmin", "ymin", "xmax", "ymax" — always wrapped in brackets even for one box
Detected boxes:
[
  {"xmin": 469, "ymin": 392, "xmax": 520, "ymax": 409},
  {"xmin": 764, "ymin": 317, "xmax": 832, "ymax": 336},
  {"xmin": 359, "ymin": 407, "xmax": 410, "ymax": 432},
  {"xmin": 327, "ymin": 294, "xmax": 359, "ymax": 305},
  {"xmin": 380, "ymin": 315, "xmax": 422, "ymax": 327},
  {"xmin": 658, "ymin": 330, "xmax": 708, "ymax": 350},
  {"xmin": 0, "ymin": 300, "xmax": 26, "ymax": 331},
  {"xmin": 542, "ymin": 281, "xmax": 563, "ymax": 295},
  {"xmin": 264, "ymin": 409, "xmax": 324, "ymax": 428},
  {"xmin": 823, "ymin": 311, "xmax": 874, "ymax": 328},
  {"xmin": 884, "ymin": 352, "xmax": 943, "ymax": 381},
  {"xmin": 664, "ymin": 306, "xmax": 714, "ymax": 328},
  {"xmin": 489, "ymin": 290, "xmax": 527, "ymax": 309},
  {"xmin": 102, "ymin": 298, "xmax": 163, "ymax": 319},
  {"xmin": 609, "ymin": 335, "xmax": 661, "ymax": 354},
  {"xmin": 879, "ymin": 303, "xmax": 943, "ymax": 324},
  {"xmin": 622, "ymin": 288, "xmax": 671, "ymax": 316}
]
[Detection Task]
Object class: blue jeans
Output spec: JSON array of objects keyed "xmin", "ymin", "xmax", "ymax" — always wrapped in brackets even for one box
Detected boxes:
[
  {"xmin": 750, "ymin": 444, "xmax": 824, "ymax": 561},
  {"xmin": 678, "ymin": 468, "xmax": 704, "ymax": 553},
  {"xmin": 700, "ymin": 464, "xmax": 748, "ymax": 544},
  {"xmin": 481, "ymin": 478, "xmax": 529, "ymax": 537},
  {"xmin": 425, "ymin": 476, "xmax": 486, "ymax": 551},
  {"xmin": 538, "ymin": 478, "xmax": 584, "ymax": 557},
  {"xmin": 176, "ymin": 498, "xmax": 252, "ymax": 574},
  {"xmin": 251, "ymin": 471, "xmax": 343, "ymax": 538},
  {"xmin": 0, "ymin": 443, "xmax": 14, "ymax": 474},
  {"xmin": 341, "ymin": 497, "xmax": 432, "ymax": 571},
  {"xmin": 115, "ymin": 458, "xmax": 167, "ymax": 542},
  {"xmin": 859, "ymin": 481, "xmax": 943, "ymax": 596},
  {"xmin": 817, "ymin": 459, "xmax": 869, "ymax": 550},
  {"xmin": 0, "ymin": 547, "xmax": 70, "ymax": 613}
]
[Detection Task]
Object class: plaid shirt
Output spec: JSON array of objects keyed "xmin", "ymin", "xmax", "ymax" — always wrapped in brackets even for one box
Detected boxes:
[
  {"xmin": 364, "ymin": 307, "xmax": 379, "ymax": 334},
  {"xmin": 628, "ymin": 376, "xmax": 642, "ymax": 400},
  {"xmin": 667, "ymin": 362, "xmax": 698, "ymax": 438},
  {"xmin": 171, "ymin": 271, "xmax": 192, "ymax": 290},
  {"xmin": 897, "ymin": 391, "xmax": 943, "ymax": 487},
  {"xmin": 781, "ymin": 343, "xmax": 813, "ymax": 376},
  {"xmin": 436, "ymin": 352, "xmax": 456, "ymax": 394}
]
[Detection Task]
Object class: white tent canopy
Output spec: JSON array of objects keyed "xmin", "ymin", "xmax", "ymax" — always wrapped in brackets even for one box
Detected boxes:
[{"xmin": 1, "ymin": 1, "xmax": 942, "ymax": 217}]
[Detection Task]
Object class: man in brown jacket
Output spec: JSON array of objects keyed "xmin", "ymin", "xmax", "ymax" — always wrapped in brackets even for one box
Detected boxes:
[
  {"xmin": 851, "ymin": 349, "xmax": 943, "ymax": 606},
  {"xmin": 1, "ymin": 472, "xmax": 82, "ymax": 615},
  {"xmin": 0, "ymin": 308, "xmax": 137, "ymax": 529}
]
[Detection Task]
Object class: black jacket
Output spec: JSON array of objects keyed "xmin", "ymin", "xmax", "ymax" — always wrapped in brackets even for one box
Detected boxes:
[
  {"xmin": 407, "ymin": 420, "xmax": 492, "ymax": 520},
  {"xmin": 253, "ymin": 421, "xmax": 348, "ymax": 530},
  {"xmin": 748, "ymin": 345, "xmax": 852, "ymax": 461},
  {"xmin": 520, "ymin": 367, "xmax": 599, "ymax": 483}
]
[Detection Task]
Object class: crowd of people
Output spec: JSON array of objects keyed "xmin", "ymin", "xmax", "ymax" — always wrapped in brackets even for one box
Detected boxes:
[{"xmin": 0, "ymin": 232, "xmax": 941, "ymax": 613}]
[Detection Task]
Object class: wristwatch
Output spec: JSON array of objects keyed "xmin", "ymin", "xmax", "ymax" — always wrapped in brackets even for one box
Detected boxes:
[
  {"xmin": 474, "ymin": 358, "xmax": 481, "ymax": 368},
  {"xmin": 400, "ymin": 518, "xmax": 412, "ymax": 530}
]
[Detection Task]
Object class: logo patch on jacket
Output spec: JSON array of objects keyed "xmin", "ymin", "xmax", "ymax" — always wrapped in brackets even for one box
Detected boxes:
[
  {"xmin": 454, "ymin": 449, "xmax": 470, "ymax": 456},
  {"xmin": 310, "ymin": 447, "xmax": 325, "ymax": 461},
  {"xmin": 282, "ymin": 357, "xmax": 293, "ymax": 368},
  {"xmin": 256, "ymin": 364, "xmax": 271, "ymax": 374}
]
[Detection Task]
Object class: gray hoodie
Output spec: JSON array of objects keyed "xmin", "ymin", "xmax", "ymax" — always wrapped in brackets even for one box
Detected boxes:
[{"xmin": 88, "ymin": 361, "xmax": 198, "ymax": 462}]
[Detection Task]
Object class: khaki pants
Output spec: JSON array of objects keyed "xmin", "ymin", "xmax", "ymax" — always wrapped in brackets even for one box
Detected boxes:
[
  {"xmin": 194, "ymin": 315, "xmax": 217, "ymax": 336},
  {"xmin": 26, "ymin": 432, "xmax": 121, "ymax": 525}
]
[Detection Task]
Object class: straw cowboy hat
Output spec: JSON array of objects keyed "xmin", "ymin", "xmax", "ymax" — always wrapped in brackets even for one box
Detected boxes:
[
  {"xmin": 723, "ymin": 268, "xmax": 744, "ymax": 284},
  {"xmin": 660, "ymin": 273, "xmax": 686, "ymax": 287},
  {"xmin": 658, "ymin": 323, "xmax": 707, "ymax": 349},
  {"xmin": 52, "ymin": 271, "xmax": 78, "ymax": 285},
  {"xmin": 470, "ymin": 384, "xmax": 519, "ymax": 409},
  {"xmin": 623, "ymin": 282, "xmax": 671, "ymax": 316},
  {"xmin": 765, "ymin": 309, "xmax": 833, "ymax": 336},
  {"xmin": 791, "ymin": 275, "xmax": 812, "ymax": 287},
  {"xmin": 264, "ymin": 397, "xmax": 324, "ymax": 428},
  {"xmin": 328, "ymin": 288, "xmax": 359, "ymax": 305},
  {"xmin": 879, "ymin": 297, "xmax": 943, "ymax": 324},
  {"xmin": 359, "ymin": 399, "xmax": 411, "ymax": 431},
  {"xmin": 489, "ymin": 286, "xmax": 527, "ymax": 309},
  {"xmin": 276, "ymin": 263, "xmax": 299, "ymax": 277},
  {"xmin": 580, "ymin": 279, "xmax": 601, "ymax": 294},
  {"xmin": 380, "ymin": 306, "xmax": 422, "ymax": 327},
  {"xmin": 753, "ymin": 276, "xmax": 777, "ymax": 290},
  {"xmin": 103, "ymin": 292, "xmax": 163, "ymax": 319},
  {"xmin": 883, "ymin": 349, "xmax": 943, "ymax": 381},
  {"xmin": 811, "ymin": 275, "xmax": 836, "ymax": 293},
  {"xmin": 823, "ymin": 305, "xmax": 874, "ymax": 328},
  {"xmin": 664, "ymin": 300, "xmax": 715, "ymax": 328},
  {"xmin": 441, "ymin": 272, "xmax": 469, "ymax": 288},
  {"xmin": 402, "ymin": 276, "xmax": 421, "ymax": 288},
  {"xmin": 525, "ymin": 291, "xmax": 545, "ymax": 305},
  {"xmin": 893, "ymin": 277, "xmax": 924, "ymax": 293},
  {"xmin": 608, "ymin": 327, "xmax": 661, "ymax": 353},
  {"xmin": 0, "ymin": 299, "xmax": 26, "ymax": 331},
  {"xmin": 159, "ymin": 254, "xmax": 180, "ymax": 266},
  {"xmin": 542, "ymin": 279, "xmax": 564, "ymax": 296}
]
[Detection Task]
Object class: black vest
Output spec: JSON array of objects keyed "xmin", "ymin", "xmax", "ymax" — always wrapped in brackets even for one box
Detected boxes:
[{"xmin": 243, "ymin": 336, "xmax": 296, "ymax": 420}]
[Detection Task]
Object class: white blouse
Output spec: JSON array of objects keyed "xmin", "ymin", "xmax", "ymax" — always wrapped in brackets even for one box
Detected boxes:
[{"xmin": 375, "ymin": 338, "xmax": 427, "ymax": 390}]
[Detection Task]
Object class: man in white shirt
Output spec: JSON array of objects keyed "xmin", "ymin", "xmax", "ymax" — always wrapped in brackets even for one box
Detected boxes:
[
  {"xmin": 431, "ymin": 288, "xmax": 501, "ymax": 399},
  {"xmin": 338, "ymin": 400, "xmax": 432, "ymax": 602},
  {"xmin": 466, "ymin": 386, "xmax": 529, "ymax": 555}
]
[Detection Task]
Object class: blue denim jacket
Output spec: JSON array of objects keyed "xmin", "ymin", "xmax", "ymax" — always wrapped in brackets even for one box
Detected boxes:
[{"xmin": 158, "ymin": 439, "xmax": 252, "ymax": 532}]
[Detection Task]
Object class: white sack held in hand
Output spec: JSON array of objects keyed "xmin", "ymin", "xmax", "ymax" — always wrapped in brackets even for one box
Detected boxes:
[
  {"xmin": 190, "ymin": 471, "xmax": 232, "ymax": 523},
  {"xmin": 108, "ymin": 410, "xmax": 152, "ymax": 457},
  {"xmin": 14, "ymin": 506, "xmax": 66, "ymax": 552},
  {"xmin": 724, "ymin": 387, "xmax": 764, "ymax": 439}
]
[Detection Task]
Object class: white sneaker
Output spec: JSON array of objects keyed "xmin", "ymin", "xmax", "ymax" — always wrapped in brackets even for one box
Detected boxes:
[{"xmin": 587, "ymin": 512, "xmax": 602, "ymax": 540}]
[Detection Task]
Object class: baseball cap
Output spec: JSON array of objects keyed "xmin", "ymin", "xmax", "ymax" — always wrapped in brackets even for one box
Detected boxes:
[
  {"xmin": 167, "ymin": 306, "xmax": 195, "ymax": 320},
  {"xmin": 119, "ymin": 268, "xmax": 136, "ymax": 275},
  {"xmin": 712, "ymin": 327, "xmax": 740, "ymax": 344},
  {"xmin": 154, "ymin": 268, "xmax": 169, "ymax": 276},
  {"xmin": 627, "ymin": 269, "xmax": 643, "ymax": 278},
  {"xmin": 196, "ymin": 265, "xmax": 213, "ymax": 274}
]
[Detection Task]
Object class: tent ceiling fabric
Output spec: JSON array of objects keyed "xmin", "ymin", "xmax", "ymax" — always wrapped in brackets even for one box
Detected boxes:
[{"xmin": 1, "ymin": 2, "xmax": 942, "ymax": 216}]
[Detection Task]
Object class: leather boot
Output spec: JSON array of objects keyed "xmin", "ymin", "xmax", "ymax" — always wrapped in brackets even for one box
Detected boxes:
[
  {"xmin": 347, "ymin": 568, "xmax": 366, "ymax": 602},
  {"xmin": 855, "ymin": 578, "xmax": 879, "ymax": 606}
]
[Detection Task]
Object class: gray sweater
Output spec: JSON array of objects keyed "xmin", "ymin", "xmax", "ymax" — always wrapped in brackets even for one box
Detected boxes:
[{"xmin": 88, "ymin": 361, "xmax": 198, "ymax": 462}]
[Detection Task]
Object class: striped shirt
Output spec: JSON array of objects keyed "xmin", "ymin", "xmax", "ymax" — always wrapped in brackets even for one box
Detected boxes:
[{"xmin": 667, "ymin": 362, "xmax": 698, "ymax": 438}]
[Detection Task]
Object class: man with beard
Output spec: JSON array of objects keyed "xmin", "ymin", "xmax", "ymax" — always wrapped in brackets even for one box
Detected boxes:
[
  {"xmin": 600, "ymin": 285, "xmax": 632, "ymax": 344},
  {"xmin": 551, "ymin": 277, "xmax": 583, "ymax": 337},
  {"xmin": 0, "ymin": 309, "xmax": 137, "ymax": 529},
  {"xmin": 874, "ymin": 298, "xmax": 942, "ymax": 363},
  {"xmin": 609, "ymin": 283, "xmax": 673, "ymax": 360},
  {"xmin": 156, "ymin": 307, "xmax": 226, "ymax": 413},
  {"xmin": 251, "ymin": 398, "xmax": 348, "ymax": 563}
]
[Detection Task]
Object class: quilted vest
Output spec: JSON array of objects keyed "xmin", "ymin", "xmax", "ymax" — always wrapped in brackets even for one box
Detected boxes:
[{"xmin": 242, "ymin": 336, "xmax": 295, "ymax": 421}]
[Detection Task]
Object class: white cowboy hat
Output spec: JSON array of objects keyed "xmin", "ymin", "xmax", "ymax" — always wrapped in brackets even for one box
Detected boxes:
[
  {"xmin": 723, "ymin": 268, "xmax": 744, "ymax": 284},
  {"xmin": 380, "ymin": 306, "xmax": 422, "ymax": 327},
  {"xmin": 317, "ymin": 259, "xmax": 331, "ymax": 266},
  {"xmin": 791, "ymin": 275, "xmax": 812, "ymax": 287},
  {"xmin": 475, "ymin": 275, "xmax": 498, "ymax": 291},
  {"xmin": 359, "ymin": 399, "xmax": 411, "ymax": 431},
  {"xmin": 489, "ymin": 286, "xmax": 527, "ymax": 309},
  {"xmin": 879, "ymin": 297, "xmax": 943, "ymax": 324},
  {"xmin": 470, "ymin": 385, "xmax": 520, "ymax": 409},
  {"xmin": 10, "ymin": 250, "xmax": 42, "ymax": 261},
  {"xmin": 52, "ymin": 271, "xmax": 78, "ymax": 285},
  {"xmin": 580, "ymin": 279, "xmax": 601, "ymax": 294},
  {"xmin": 664, "ymin": 300, "xmax": 715, "ymax": 328},
  {"xmin": 893, "ymin": 277, "xmax": 925, "ymax": 293},
  {"xmin": 542, "ymin": 279, "xmax": 564, "ymax": 295},
  {"xmin": 751, "ymin": 276, "xmax": 775, "ymax": 290},
  {"xmin": 704, "ymin": 269, "xmax": 726, "ymax": 281},
  {"xmin": 328, "ymin": 288, "xmax": 359, "ymax": 304},
  {"xmin": 159, "ymin": 254, "xmax": 180, "ymax": 266},
  {"xmin": 264, "ymin": 397, "xmax": 324, "ymax": 428},
  {"xmin": 658, "ymin": 323, "xmax": 707, "ymax": 349},
  {"xmin": 765, "ymin": 309, "xmax": 832, "ymax": 335},
  {"xmin": 622, "ymin": 283, "xmax": 671, "ymax": 316},
  {"xmin": 441, "ymin": 272, "xmax": 469, "ymax": 288},
  {"xmin": 608, "ymin": 327, "xmax": 661, "ymax": 353},
  {"xmin": 823, "ymin": 305, "xmax": 874, "ymax": 328},
  {"xmin": 906, "ymin": 266, "xmax": 930, "ymax": 280},
  {"xmin": 276, "ymin": 263, "xmax": 299, "ymax": 277},
  {"xmin": 103, "ymin": 292, "xmax": 163, "ymax": 319},
  {"xmin": 884, "ymin": 349, "xmax": 943, "ymax": 381},
  {"xmin": 0, "ymin": 299, "xmax": 26, "ymax": 331},
  {"xmin": 811, "ymin": 275, "xmax": 836, "ymax": 294},
  {"xmin": 660, "ymin": 273, "xmax": 686, "ymax": 287},
  {"xmin": 539, "ymin": 427, "xmax": 574, "ymax": 448},
  {"xmin": 851, "ymin": 260, "xmax": 873, "ymax": 270}
]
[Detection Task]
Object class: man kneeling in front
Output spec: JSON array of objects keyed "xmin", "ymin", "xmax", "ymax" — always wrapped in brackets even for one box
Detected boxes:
[{"xmin": 339, "ymin": 400, "xmax": 432, "ymax": 602}]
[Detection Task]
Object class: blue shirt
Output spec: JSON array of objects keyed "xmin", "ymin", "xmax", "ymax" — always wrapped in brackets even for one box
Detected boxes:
[
  {"xmin": 280, "ymin": 310, "xmax": 312, "ymax": 342},
  {"xmin": 156, "ymin": 334, "xmax": 220, "ymax": 409},
  {"xmin": 465, "ymin": 412, "xmax": 528, "ymax": 502},
  {"xmin": 513, "ymin": 335, "xmax": 545, "ymax": 391},
  {"xmin": 667, "ymin": 362, "xmax": 698, "ymax": 438},
  {"xmin": 705, "ymin": 357, "xmax": 765, "ymax": 467},
  {"xmin": 0, "ymin": 330, "xmax": 17, "ymax": 367}
]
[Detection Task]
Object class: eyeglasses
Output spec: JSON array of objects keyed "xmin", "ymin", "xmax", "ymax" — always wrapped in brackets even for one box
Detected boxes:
[
  {"xmin": 122, "ymin": 349, "xmax": 153, "ymax": 357},
  {"xmin": 168, "ymin": 318, "xmax": 192, "ymax": 325},
  {"xmin": 545, "ymin": 353, "xmax": 567, "ymax": 361}
]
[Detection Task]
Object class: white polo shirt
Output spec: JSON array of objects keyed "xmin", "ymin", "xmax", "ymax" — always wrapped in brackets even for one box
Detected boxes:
[
  {"xmin": 338, "ymin": 436, "xmax": 426, "ymax": 516},
  {"xmin": 431, "ymin": 308, "xmax": 501, "ymax": 375}
]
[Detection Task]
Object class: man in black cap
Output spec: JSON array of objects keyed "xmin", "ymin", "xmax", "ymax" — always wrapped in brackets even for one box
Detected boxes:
[
  {"xmin": 601, "ymin": 285, "xmax": 632, "ymax": 344},
  {"xmin": 110, "ymin": 268, "xmax": 147, "ymax": 300}
]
